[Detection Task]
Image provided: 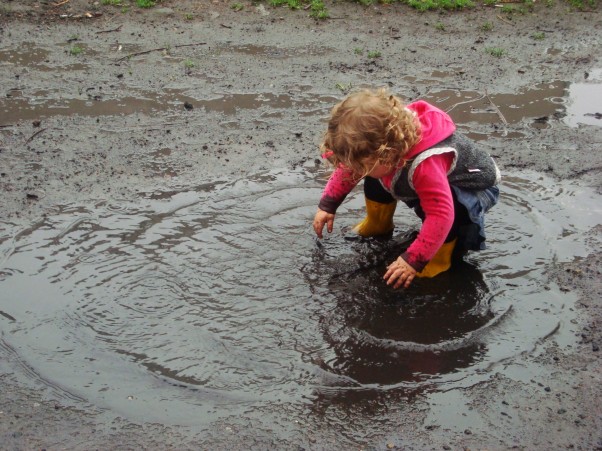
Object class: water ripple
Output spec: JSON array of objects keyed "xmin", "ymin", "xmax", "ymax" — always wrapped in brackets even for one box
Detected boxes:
[{"xmin": 0, "ymin": 168, "xmax": 599, "ymax": 426}]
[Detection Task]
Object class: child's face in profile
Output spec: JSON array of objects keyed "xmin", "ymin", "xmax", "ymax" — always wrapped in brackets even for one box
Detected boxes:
[
  {"xmin": 367, "ymin": 163, "xmax": 394, "ymax": 178},
  {"xmin": 359, "ymin": 157, "xmax": 394, "ymax": 179}
]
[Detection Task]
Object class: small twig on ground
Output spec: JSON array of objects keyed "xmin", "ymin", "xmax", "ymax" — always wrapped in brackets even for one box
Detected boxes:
[
  {"xmin": 24, "ymin": 128, "xmax": 47, "ymax": 145},
  {"xmin": 96, "ymin": 25, "xmax": 122, "ymax": 34},
  {"xmin": 445, "ymin": 94, "xmax": 486, "ymax": 114},
  {"xmin": 0, "ymin": 124, "xmax": 15, "ymax": 128},
  {"xmin": 53, "ymin": 0, "xmax": 70, "ymax": 7},
  {"xmin": 484, "ymin": 89, "xmax": 508, "ymax": 136},
  {"xmin": 496, "ymin": 14, "xmax": 514, "ymax": 25},
  {"xmin": 220, "ymin": 24, "xmax": 232, "ymax": 29},
  {"xmin": 115, "ymin": 42, "xmax": 206, "ymax": 62}
]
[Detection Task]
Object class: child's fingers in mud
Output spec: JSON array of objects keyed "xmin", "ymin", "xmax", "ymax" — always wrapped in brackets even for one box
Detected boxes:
[
  {"xmin": 313, "ymin": 210, "xmax": 335, "ymax": 238},
  {"xmin": 384, "ymin": 257, "xmax": 416, "ymax": 288}
]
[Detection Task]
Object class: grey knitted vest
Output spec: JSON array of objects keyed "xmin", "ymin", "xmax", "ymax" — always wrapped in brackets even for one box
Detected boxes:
[{"xmin": 388, "ymin": 133, "xmax": 501, "ymax": 203}]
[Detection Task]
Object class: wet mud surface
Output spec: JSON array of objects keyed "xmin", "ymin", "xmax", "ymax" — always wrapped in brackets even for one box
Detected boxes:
[{"xmin": 1, "ymin": 0, "xmax": 601, "ymax": 449}]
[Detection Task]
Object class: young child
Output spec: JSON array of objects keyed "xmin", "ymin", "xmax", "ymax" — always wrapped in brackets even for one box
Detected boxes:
[{"xmin": 313, "ymin": 88, "xmax": 500, "ymax": 289}]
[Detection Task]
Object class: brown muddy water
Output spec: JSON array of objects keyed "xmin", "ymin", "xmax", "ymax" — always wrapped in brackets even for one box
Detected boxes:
[
  {"xmin": 1, "ymin": 43, "xmax": 602, "ymax": 129},
  {"xmin": 1, "ymin": 42, "xmax": 602, "ymax": 439}
]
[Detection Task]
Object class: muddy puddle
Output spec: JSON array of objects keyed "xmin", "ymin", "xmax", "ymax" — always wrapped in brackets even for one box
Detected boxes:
[
  {"xmin": 2, "ymin": 79, "xmax": 599, "ymax": 132},
  {"xmin": 0, "ymin": 167, "xmax": 600, "ymax": 438},
  {"xmin": 1, "ymin": 40, "xmax": 602, "ymax": 441},
  {"xmin": 1, "ymin": 43, "xmax": 601, "ymax": 131}
]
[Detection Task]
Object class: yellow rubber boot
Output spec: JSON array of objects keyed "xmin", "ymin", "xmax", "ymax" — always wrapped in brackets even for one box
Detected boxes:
[
  {"xmin": 352, "ymin": 198, "xmax": 397, "ymax": 237},
  {"xmin": 416, "ymin": 238, "xmax": 457, "ymax": 278}
]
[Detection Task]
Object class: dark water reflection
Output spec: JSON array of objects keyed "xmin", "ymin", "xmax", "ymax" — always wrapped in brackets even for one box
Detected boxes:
[
  {"xmin": 0, "ymin": 168, "xmax": 600, "ymax": 441},
  {"xmin": 322, "ymin": 261, "xmax": 493, "ymax": 383}
]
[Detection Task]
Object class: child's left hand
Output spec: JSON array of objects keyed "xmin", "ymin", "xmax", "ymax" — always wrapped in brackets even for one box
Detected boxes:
[{"xmin": 384, "ymin": 256, "xmax": 417, "ymax": 289}]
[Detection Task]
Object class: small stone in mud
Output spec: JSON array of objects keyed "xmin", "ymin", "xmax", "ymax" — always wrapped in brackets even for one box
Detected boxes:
[
  {"xmin": 545, "ymin": 386, "xmax": 551, "ymax": 392},
  {"xmin": 184, "ymin": 102, "xmax": 193, "ymax": 111},
  {"xmin": 26, "ymin": 193, "xmax": 39, "ymax": 200},
  {"xmin": 464, "ymin": 429, "xmax": 472, "ymax": 435},
  {"xmin": 32, "ymin": 120, "xmax": 41, "ymax": 127},
  {"xmin": 592, "ymin": 343, "xmax": 599, "ymax": 352},
  {"xmin": 154, "ymin": 7, "xmax": 174, "ymax": 16},
  {"xmin": 386, "ymin": 443, "xmax": 394, "ymax": 449},
  {"xmin": 557, "ymin": 408, "xmax": 567, "ymax": 414}
]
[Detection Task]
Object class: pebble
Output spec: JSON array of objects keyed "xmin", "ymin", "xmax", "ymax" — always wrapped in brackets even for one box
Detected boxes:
[{"xmin": 154, "ymin": 7, "xmax": 174, "ymax": 16}]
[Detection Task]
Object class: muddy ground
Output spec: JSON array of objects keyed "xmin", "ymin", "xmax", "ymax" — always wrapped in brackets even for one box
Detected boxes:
[{"xmin": 0, "ymin": 0, "xmax": 601, "ymax": 449}]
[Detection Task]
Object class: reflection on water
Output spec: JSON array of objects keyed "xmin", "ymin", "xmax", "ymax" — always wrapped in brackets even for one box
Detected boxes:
[
  {"xmin": 0, "ymin": 169, "xmax": 600, "ymax": 441},
  {"xmin": 565, "ymin": 75, "xmax": 602, "ymax": 127},
  {"xmin": 318, "ymin": 261, "xmax": 496, "ymax": 384}
]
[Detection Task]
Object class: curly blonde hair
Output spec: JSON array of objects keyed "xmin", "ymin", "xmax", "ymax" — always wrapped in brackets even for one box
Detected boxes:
[{"xmin": 321, "ymin": 88, "xmax": 421, "ymax": 178}]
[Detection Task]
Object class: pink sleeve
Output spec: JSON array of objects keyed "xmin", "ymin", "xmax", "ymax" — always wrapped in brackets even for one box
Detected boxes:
[
  {"xmin": 318, "ymin": 166, "xmax": 358, "ymax": 213},
  {"xmin": 401, "ymin": 153, "xmax": 455, "ymax": 271}
]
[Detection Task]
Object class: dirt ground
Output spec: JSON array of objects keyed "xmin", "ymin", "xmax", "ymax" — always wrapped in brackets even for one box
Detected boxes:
[{"xmin": 0, "ymin": 0, "xmax": 601, "ymax": 449}]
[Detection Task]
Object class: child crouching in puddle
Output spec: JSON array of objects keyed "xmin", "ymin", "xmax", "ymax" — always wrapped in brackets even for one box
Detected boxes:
[{"xmin": 313, "ymin": 88, "xmax": 500, "ymax": 289}]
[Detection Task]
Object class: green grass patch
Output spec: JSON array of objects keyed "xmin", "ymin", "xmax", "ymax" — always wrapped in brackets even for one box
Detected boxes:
[
  {"xmin": 136, "ymin": 0, "xmax": 156, "ymax": 8},
  {"xmin": 269, "ymin": 0, "xmax": 302, "ymax": 8},
  {"xmin": 286, "ymin": 0, "xmax": 302, "ymax": 8},
  {"xmin": 266, "ymin": 0, "xmax": 327, "ymax": 17},
  {"xmin": 481, "ymin": 21, "xmax": 493, "ymax": 31},
  {"xmin": 567, "ymin": 0, "xmax": 597, "ymax": 8},
  {"xmin": 407, "ymin": 0, "xmax": 474, "ymax": 11},
  {"xmin": 69, "ymin": 45, "xmax": 84, "ymax": 56},
  {"xmin": 100, "ymin": 0, "xmax": 161, "ymax": 8},
  {"xmin": 367, "ymin": 50, "xmax": 381, "ymax": 58},
  {"xmin": 336, "ymin": 82, "xmax": 353, "ymax": 93},
  {"xmin": 486, "ymin": 47, "xmax": 505, "ymax": 57},
  {"xmin": 232, "ymin": 2, "xmax": 244, "ymax": 10},
  {"xmin": 309, "ymin": 0, "xmax": 329, "ymax": 18},
  {"xmin": 257, "ymin": 0, "xmax": 598, "ymax": 16}
]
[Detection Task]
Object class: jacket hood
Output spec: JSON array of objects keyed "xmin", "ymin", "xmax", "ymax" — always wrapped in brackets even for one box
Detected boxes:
[{"xmin": 405, "ymin": 100, "xmax": 456, "ymax": 158}]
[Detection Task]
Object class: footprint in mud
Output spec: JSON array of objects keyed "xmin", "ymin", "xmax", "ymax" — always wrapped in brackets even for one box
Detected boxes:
[{"xmin": 0, "ymin": 168, "xmax": 599, "ymax": 426}]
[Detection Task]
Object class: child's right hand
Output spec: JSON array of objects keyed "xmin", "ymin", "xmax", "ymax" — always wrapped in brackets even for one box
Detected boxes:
[{"xmin": 313, "ymin": 209, "xmax": 335, "ymax": 239}]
